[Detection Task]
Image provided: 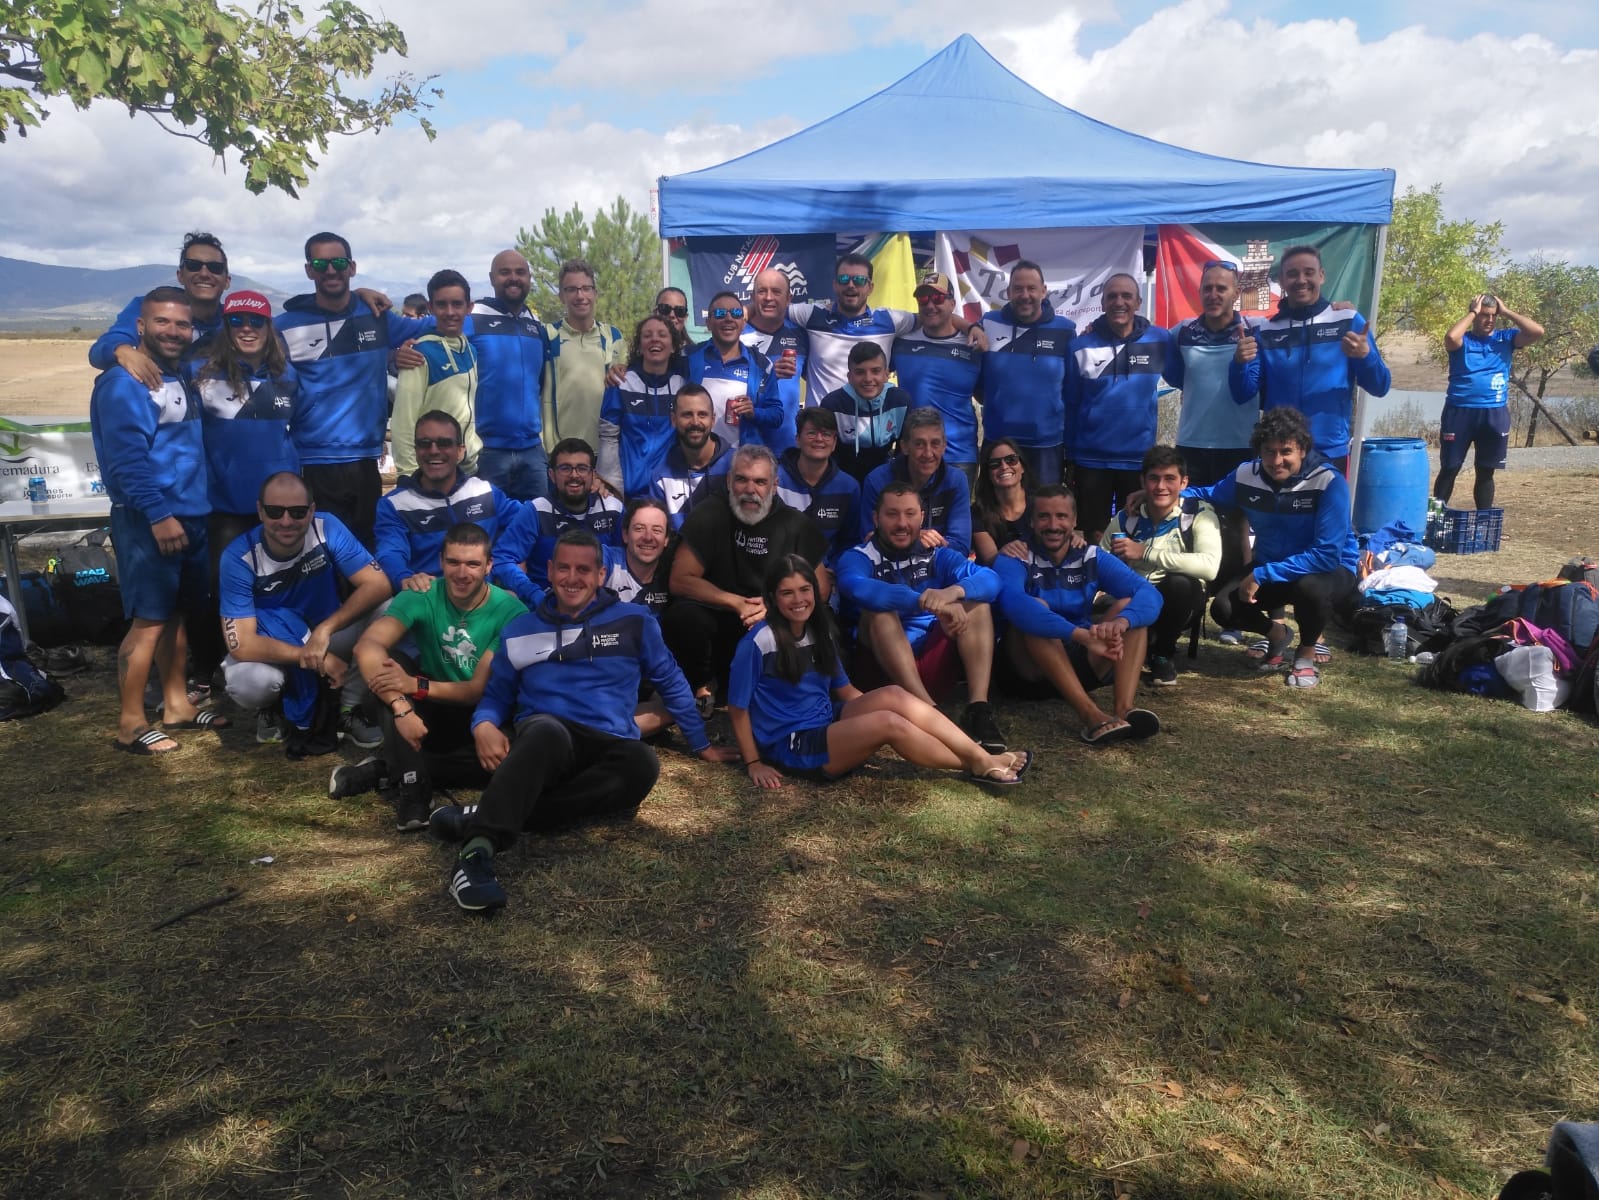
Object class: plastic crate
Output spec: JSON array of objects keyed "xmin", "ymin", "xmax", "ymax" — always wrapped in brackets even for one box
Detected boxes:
[{"xmin": 1430, "ymin": 506, "xmax": 1503, "ymax": 554}]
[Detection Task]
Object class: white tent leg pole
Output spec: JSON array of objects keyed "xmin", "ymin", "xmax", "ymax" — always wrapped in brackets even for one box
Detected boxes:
[{"xmin": 1348, "ymin": 222, "xmax": 1390, "ymax": 503}]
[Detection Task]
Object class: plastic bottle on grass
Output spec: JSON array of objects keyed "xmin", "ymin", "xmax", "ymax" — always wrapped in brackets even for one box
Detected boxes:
[{"xmin": 1385, "ymin": 613, "xmax": 1408, "ymax": 662}]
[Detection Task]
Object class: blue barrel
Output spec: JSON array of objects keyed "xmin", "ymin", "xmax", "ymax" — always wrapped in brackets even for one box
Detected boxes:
[{"xmin": 1352, "ymin": 437, "xmax": 1430, "ymax": 536}]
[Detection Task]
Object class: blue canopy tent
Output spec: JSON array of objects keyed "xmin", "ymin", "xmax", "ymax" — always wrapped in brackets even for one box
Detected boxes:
[{"xmin": 656, "ymin": 34, "xmax": 1395, "ymax": 236}]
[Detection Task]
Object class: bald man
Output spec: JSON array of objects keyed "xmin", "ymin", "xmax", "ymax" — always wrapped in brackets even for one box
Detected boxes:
[
  {"xmin": 470, "ymin": 249, "xmax": 553, "ymax": 500},
  {"xmin": 741, "ymin": 267, "xmax": 808, "ymax": 456}
]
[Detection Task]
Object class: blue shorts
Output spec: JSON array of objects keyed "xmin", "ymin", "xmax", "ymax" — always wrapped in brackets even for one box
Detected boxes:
[
  {"xmin": 1439, "ymin": 404, "xmax": 1510, "ymax": 471},
  {"xmin": 110, "ymin": 506, "xmax": 208, "ymax": 622},
  {"xmin": 761, "ymin": 699, "xmax": 845, "ymax": 778}
]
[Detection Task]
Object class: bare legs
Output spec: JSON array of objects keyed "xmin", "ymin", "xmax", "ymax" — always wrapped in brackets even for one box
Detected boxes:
[
  {"xmin": 823, "ymin": 686, "xmax": 1022, "ymax": 780},
  {"xmin": 116, "ymin": 615, "xmax": 197, "ymax": 749},
  {"xmin": 857, "ymin": 602, "xmax": 995, "ymax": 706},
  {"xmin": 1008, "ymin": 627, "xmax": 1148, "ymax": 735}
]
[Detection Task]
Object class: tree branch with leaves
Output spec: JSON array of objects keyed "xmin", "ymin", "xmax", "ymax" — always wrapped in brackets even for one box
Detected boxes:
[
  {"xmin": 515, "ymin": 196, "xmax": 660, "ymax": 347},
  {"xmin": 0, "ymin": 0, "xmax": 439, "ymax": 195}
]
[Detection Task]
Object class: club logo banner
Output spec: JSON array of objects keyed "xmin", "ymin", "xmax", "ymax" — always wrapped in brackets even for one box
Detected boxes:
[
  {"xmin": 934, "ymin": 228, "xmax": 1143, "ymax": 329},
  {"xmin": 683, "ymin": 234, "xmax": 835, "ymax": 323},
  {"xmin": 0, "ymin": 416, "xmax": 101, "ymax": 502}
]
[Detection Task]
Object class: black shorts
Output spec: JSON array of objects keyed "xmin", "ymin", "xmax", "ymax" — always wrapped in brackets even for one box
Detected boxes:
[{"xmin": 1439, "ymin": 404, "xmax": 1510, "ymax": 471}]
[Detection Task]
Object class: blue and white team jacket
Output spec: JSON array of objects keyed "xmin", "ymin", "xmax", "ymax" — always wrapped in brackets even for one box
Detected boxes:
[
  {"xmin": 1228, "ymin": 298, "xmax": 1391, "ymax": 459},
  {"xmin": 1186, "ymin": 453, "xmax": 1358, "ymax": 584},
  {"xmin": 494, "ymin": 493, "xmax": 624, "ymax": 602},
  {"xmin": 742, "ymin": 318, "xmax": 810, "ymax": 457},
  {"xmin": 994, "ymin": 541, "xmax": 1163, "ymax": 640},
  {"xmin": 598, "ymin": 364, "xmax": 687, "ymax": 498},
  {"xmin": 776, "ymin": 449, "xmax": 860, "ymax": 565},
  {"xmin": 857, "ymin": 457, "xmax": 973, "ymax": 556},
  {"xmin": 892, "ymin": 328, "xmax": 981, "ymax": 464},
  {"xmin": 789, "ymin": 301, "xmax": 916, "ymax": 403},
  {"xmin": 648, "ymin": 435, "xmax": 733, "ymax": 531},
  {"xmin": 276, "ymin": 293, "xmax": 431, "ymax": 465},
  {"xmin": 977, "ymin": 301, "xmax": 1077, "ymax": 449},
  {"xmin": 686, "ymin": 340, "xmax": 784, "ymax": 451},
  {"xmin": 90, "ymin": 365, "xmax": 206, "ymax": 521},
  {"xmin": 185, "ymin": 355, "xmax": 299, "ymax": 516},
  {"xmin": 1066, "ymin": 315, "xmax": 1181, "ymax": 471},
  {"xmin": 218, "ymin": 514, "xmax": 378, "ymax": 628},
  {"xmin": 468, "ymin": 297, "xmax": 548, "ymax": 451},
  {"xmin": 373, "ymin": 471, "xmax": 523, "ymax": 591},
  {"xmin": 836, "ymin": 538, "xmax": 1001, "ymax": 643},
  {"xmin": 474, "ymin": 588, "xmax": 709, "ymax": 750},
  {"xmin": 89, "ymin": 296, "xmax": 222, "ymax": 371}
]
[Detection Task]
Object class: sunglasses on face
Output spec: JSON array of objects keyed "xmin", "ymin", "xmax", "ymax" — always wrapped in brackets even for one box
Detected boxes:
[
  {"xmin": 414, "ymin": 437, "xmax": 459, "ymax": 450},
  {"xmin": 656, "ymin": 304, "xmax": 689, "ymax": 319},
  {"xmin": 836, "ymin": 273, "xmax": 870, "ymax": 287},
  {"xmin": 1202, "ymin": 258, "xmax": 1239, "ymax": 273},
  {"xmin": 710, "ymin": 306, "xmax": 745, "ymax": 320},
  {"xmin": 227, "ymin": 313, "xmax": 268, "ymax": 329},
  {"xmin": 261, "ymin": 504, "xmax": 310, "ymax": 520},
  {"xmin": 181, "ymin": 257, "xmax": 228, "ymax": 275},
  {"xmin": 307, "ymin": 256, "xmax": 352, "ymax": 273},
  {"xmin": 987, "ymin": 454, "xmax": 1021, "ymax": 469}
]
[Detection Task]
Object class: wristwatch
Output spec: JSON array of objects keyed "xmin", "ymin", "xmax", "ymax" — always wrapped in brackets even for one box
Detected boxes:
[{"xmin": 412, "ymin": 674, "xmax": 430, "ymax": 700}]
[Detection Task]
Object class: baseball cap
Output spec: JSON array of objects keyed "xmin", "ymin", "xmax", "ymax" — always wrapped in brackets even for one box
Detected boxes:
[
  {"xmin": 915, "ymin": 271, "xmax": 954, "ymax": 297},
  {"xmin": 223, "ymin": 290, "xmax": 272, "ymax": 318}
]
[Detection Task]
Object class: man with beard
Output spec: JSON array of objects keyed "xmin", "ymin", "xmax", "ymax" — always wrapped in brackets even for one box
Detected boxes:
[
  {"xmin": 494, "ymin": 438, "xmax": 623, "ymax": 603},
  {"xmin": 648, "ymin": 384, "xmax": 734, "ymax": 531},
  {"xmin": 470, "ymin": 249, "xmax": 552, "ymax": 500},
  {"xmin": 686, "ymin": 290, "xmax": 784, "ymax": 450},
  {"xmin": 996, "ymin": 485, "xmax": 1164, "ymax": 745},
  {"xmin": 741, "ymin": 267, "xmax": 808, "ymax": 457},
  {"xmin": 219, "ymin": 471, "xmax": 392, "ymax": 749},
  {"xmin": 1229, "ymin": 244, "xmax": 1391, "ymax": 470},
  {"xmin": 1066, "ymin": 273, "xmax": 1181, "ymax": 540},
  {"xmin": 664, "ymin": 446, "xmax": 829, "ymax": 710},
  {"xmin": 775, "ymin": 407, "xmax": 860, "ymax": 565},
  {"xmin": 340, "ymin": 522, "xmax": 527, "ymax": 831},
  {"xmin": 976, "ymin": 260, "xmax": 1077, "ymax": 487},
  {"xmin": 436, "ymin": 530, "xmax": 738, "ymax": 913},
  {"xmin": 1172, "ymin": 260, "xmax": 1260, "ymax": 488},
  {"xmin": 90, "ymin": 233, "xmax": 231, "ymax": 384},
  {"xmin": 837, "ymin": 482, "xmax": 1006, "ymax": 752},
  {"xmin": 91, "ymin": 287, "xmax": 218, "ymax": 754},
  {"xmin": 373, "ymin": 411, "xmax": 523, "ymax": 596}
]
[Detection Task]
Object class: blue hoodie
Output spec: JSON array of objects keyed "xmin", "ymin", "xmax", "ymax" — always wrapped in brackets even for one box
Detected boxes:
[
  {"xmin": 276, "ymin": 293, "xmax": 431, "ymax": 464},
  {"xmin": 836, "ymin": 538, "xmax": 1001, "ymax": 645},
  {"xmin": 372, "ymin": 470, "xmax": 524, "ymax": 591},
  {"xmin": 90, "ymin": 366, "xmax": 206, "ymax": 521},
  {"xmin": 649, "ymin": 434, "xmax": 733, "ymax": 531},
  {"xmin": 776, "ymin": 448, "xmax": 860, "ymax": 565},
  {"xmin": 819, "ymin": 384, "xmax": 912, "ymax": 481},
  {"xmin": 995, "ymin": 541, "xmax": 1163, "ymax": 640},
  {"xmin": 1186, "ymin": 453, "xmax": 1358, "ymax": 583},
  {"xmin": 184, "ymin": 354, "xmax": 300, "ymax": 515},
  {"xmin": 1228, "ymin": 298, "xmax": 1391, "ymax": 459},
  {"xmin": 474, "ymin": 588, "xmax": 710, "ymax": 750},
  {"xmin": 976, "ymin": 301, "xmax": 1076, "ymax": 449},
  {"xmin": 494, "ymin": 492, "xmax": 624, "ymax": 602},
  {"xmin": 857, "ymin": 457, "xmax": 973, "ymax": 555},
  {"xmin": 467, "ymin": 297, "xmax": 548, "ymax": 450},
  {"xmin": 1066, "ymin": 315, "xmax": 1181, "ymax": 470},
  {"xmin": 89, "ymin": 296, "xmax": 221, "ymax": 370}
]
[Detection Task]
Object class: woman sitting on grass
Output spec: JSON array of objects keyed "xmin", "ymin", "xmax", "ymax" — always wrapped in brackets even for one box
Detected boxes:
[
  {"xmin": 971, "ymin": 436, "xmax": 1034, "ymax": 566},
  {"xmin": 728, "ymin": 555, "xmax": 1031, "ymax": 788}
]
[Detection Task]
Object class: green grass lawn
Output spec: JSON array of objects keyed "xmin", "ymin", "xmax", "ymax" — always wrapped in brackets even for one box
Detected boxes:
[{"xmin": 2, "ymin": 471, "xmax": 1597, "ymax": 1198}]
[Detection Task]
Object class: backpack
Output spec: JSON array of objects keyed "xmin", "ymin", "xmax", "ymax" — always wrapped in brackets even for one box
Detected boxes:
[
  {"xmin": 1347, "ymin": 596, "xmax": 1458, "ymax": 657},
  {"xmin": 50, "ymin": 532, "xmax": 127, "ymax": 645},
  {"xmin": 1415, "ymin": 632, "xmax": 1511, "ymax": 694},
  {"xmin": 0, "ymin": 568, "xmax": 72, "ymax": 647},
  {"xmin": 1455, "ymin": 581, "xmax": 1599, "ymax": 654},
  {"xmin": 0, "ymin": 594, "xmax": 65, "ymax": 720},
  {"xmin": 1558, "ymin": 557, "xmax": 1599, "ymax": 589}
]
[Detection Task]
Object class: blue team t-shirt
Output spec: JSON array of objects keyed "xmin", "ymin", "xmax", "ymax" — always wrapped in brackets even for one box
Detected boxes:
[
  {"xmin": 219, "ymin": 513, "xmax": 377, "ymax": 625},
  {"xmin": 728, "ymin": 621, "xmax": 850, "ymax": 749},
  {"xmin": 1446, "ymin": 328, "xmax": 1517, "ymax": 408}
]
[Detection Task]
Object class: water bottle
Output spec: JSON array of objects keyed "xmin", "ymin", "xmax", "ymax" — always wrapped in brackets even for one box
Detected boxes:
[
  {"xmin": 1385, "ymin": 613, "xmax": 1408, "ymax": 662},
  {"xmin": 27, "ymin": 476, "xmax": 49, "ymax": 514}
]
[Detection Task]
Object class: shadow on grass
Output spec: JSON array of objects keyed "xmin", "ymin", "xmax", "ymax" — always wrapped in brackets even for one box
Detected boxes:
[{"xmin": 2, "ymin": 651, "xmax": 1597, "ymax": 1197}]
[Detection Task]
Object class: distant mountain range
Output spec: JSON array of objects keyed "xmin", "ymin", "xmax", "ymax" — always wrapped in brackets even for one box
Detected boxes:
[{"xmin": 0, "ymin": 256, "xmax": 424, "ymax": 331}]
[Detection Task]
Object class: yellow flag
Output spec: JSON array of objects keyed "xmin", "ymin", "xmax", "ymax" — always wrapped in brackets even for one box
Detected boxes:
[{"xmin": 867, "ymin": 233, "xmax": 918, "ymax": 313}]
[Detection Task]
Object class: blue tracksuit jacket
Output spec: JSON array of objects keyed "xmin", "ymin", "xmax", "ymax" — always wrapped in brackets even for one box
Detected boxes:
[
  {"xmin": 857, "ymin": 457, "xmax": 973, "ymax": 555},
  {"xmin": 1186, "ymin": 453, "xmax": 1358, "ymax": 582},
  {"xmin": 372, "ymin": 470, "xmax": 524, "ymax": 591},
  {"xmin": 1066, "ymin": 315, "xmax": 1181, "ymax": 470},
  {"xmin": 995, "ymin": 541, "xmax": 1163, "ymax": 639},
  {"xmin": 976, "ymin": 301, "xmax": 1077, "ymax": 449},
  {"xmin": 90, "ymin": 365, "xmax": 206, "ymax": 521}
]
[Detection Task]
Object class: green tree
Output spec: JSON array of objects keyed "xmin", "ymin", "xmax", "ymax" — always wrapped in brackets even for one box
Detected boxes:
[
  {"xmin": 1379, "ymin": 184, "xmax": 1505, "ymax": 357},
  {"xmin": 0, "ymin": 0, "xmax": 437, "ymax": 196},
  {"xmin": 1490, "ymin": 257, "xmax": 1599, "ymax": 446},
  {"xmin": 515, "ymin": 196, "xmax": 659, "ymax": 351}
]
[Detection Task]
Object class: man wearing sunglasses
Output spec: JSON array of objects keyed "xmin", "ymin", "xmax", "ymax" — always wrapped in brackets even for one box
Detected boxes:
[
  {"xmin": 89, "ymin": 232, "xmax": 232, "ymax": 388},
  {"xmin": 893, "ymin": 271, "xmax": 982, "ymax": 483},
  {"xmin": 741, "ymin": 267, "xmax": 809, "ymax": 457},
  {"xmin": 277, "ymin": 232, "xmax": 434, "ymax": 547},
  {"xmin": 686, "ymin": 290, "xmax": 784, "ymax": 451},
  {"xmin": 390, "ymin": 269, "xmax": 481, "ymax": 478},
  {"xmin": 789, "ymin": 253, "xmax": 985, "ymax": 406},
  {"xmin": 91, "ymin": 286, "xmax": 216, "ymax": 755},
  {"xmin": 469, "ymin": 250, "xmax": 554, "ymax": 502},
  {"xmin": 219, "ymin": 471, "xmax": 393, "ymax": 751},
  {"xmin": 373, "ymin": 411, "xmax": 524, "ymax": 598},
  {"xmin": 494, "ymin": 438, "xmax": 623, "ymax": 603}
]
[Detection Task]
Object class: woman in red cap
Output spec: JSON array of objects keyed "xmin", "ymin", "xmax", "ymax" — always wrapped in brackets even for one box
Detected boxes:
[{"xmin": 184, "ymin": 290, "xmax": 301, "ymax": 693}]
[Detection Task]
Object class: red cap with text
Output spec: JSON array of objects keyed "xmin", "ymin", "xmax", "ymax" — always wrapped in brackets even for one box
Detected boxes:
[{"xmin": 223, "ymin": 290, "xmax": 273, "ymax": 318}]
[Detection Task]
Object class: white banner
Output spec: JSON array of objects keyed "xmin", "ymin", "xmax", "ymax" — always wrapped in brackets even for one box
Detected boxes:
[
  {"xmin": 0, "ymin": 417, "xmax": 104, "ymax": 502},
  {"xmin": 934, "ymin": 227, "xmax": 1144, "ymax": 330}
]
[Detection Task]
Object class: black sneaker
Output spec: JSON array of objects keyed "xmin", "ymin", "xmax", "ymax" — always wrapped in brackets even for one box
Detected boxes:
[
  {"xmin": 1147, "ymin": 656, "xmax": 1178, "ymax": 687},
  {"xmin": 328, "ymin": 755, "xmax": 387, "ymax": 799},
  {"xmin": 961, "ymin": 701, "xmax": 1006, "ymax": 753},
  {"xmin": 394, "ymin": 786, "xmax": 431, "ymax": 833},
  {"xmin": 428, "ymin": 803, "xmax": 477, "ymax": 843},
  {"xmin": 448, "ymin": 848, "xmax": 506, "ymax": 912},
  {"xmin": 338, "ymin": 707, "xmax": 383, "ymax": 749}
]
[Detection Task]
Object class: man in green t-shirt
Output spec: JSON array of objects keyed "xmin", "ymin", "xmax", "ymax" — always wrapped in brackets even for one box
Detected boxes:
[{"xmin": 343, "ymin": 522, "xmax": 527, "ymax": 830}]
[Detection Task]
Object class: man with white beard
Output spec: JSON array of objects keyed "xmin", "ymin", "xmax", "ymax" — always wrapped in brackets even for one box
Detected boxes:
[{"xmin": 661, "ymin": 445, "xmax": 829, "ymax": 711}]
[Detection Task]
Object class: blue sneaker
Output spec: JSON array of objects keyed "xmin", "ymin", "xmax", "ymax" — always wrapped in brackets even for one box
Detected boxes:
[
  {"xmin": 428, "ymin": 803, "xmax": 477, "ymax": 842},
  {"xmin": 448, "ymin": 848, "xmax": 506, "ymax": 912}
]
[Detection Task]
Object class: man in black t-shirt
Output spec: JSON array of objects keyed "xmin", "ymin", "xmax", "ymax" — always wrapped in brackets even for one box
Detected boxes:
[{"xmin": 662, "ymin": 444, "xmax": 828, "ymax": 707}]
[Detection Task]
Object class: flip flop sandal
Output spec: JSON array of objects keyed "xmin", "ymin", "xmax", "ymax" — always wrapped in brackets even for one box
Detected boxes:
[
  {"xmin": 163, "ymin": 710, "xmax": 232, "ymax": 731},
  {"xmin": 113, "ymin": 729, "xmax": 180, "ymax": 755},
  {"xmin": 971, "ymin": 752, "xmax": 1029, "ymax": 788},
  {"xmin": 1313, "ymin": 641, "xmax": 1333, "ymax": 664},
  {"xmin": 1285, "ymin": 662, "xmax": 1321, "ymax": 689},
  {"xmin": 1245, "ymin": 638, "xmax": 1270, "ymax": 660},
  {"xmin": 1256, "ymin": 628, "xmax": 1294, "ymax": 671},
  {"xmin": 1080, "ymin": 719, "xmax": 1135, "ymax": 747},
  {"xmin": 1123, "ymin": 709, "xmax": 1161, "ymax": 739}
]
